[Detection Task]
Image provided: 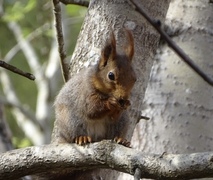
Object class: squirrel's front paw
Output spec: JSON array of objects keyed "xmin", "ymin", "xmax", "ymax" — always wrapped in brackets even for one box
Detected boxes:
[
  {"xmin": 114, "ymin": 137, "xmax": 131, "ymax": 147},
  {"xmin": 107, "ymin": 96, "xmax": 120, "ymax": 109},
  {"xmin": 74, "ymin": 136, "xmax": 92, "ymax": 145},
  {"xmin": 108, "ymin": 96, "xmax": 131, "ymax": 110},
  {"xmin": 118, "ymin": 99, "xmax": 131, "ymax": 109}
]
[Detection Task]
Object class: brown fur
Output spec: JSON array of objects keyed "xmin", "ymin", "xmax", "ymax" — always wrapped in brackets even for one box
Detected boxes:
[{"xmin": 49, "ymin": 30, "xmax": 136, "ymax": 179}]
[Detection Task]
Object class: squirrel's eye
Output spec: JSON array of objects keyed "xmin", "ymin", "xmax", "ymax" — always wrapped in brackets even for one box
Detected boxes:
[{"xmin": 108, "ymin": 72, "xmax": 115, "ymax": 80}]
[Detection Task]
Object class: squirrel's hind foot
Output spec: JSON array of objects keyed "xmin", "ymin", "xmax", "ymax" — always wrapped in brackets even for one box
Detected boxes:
[
  {"xmin": 114, "ymin": 137, "xmax": 131, "ymax": 147},
  {"xmin": 74, "ymin": 136, "xmax": 92, "ymax": 145}
]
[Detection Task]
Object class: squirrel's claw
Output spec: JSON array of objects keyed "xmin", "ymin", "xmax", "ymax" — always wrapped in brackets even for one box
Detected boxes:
[
  {"xmin": 74, "ymin": 136, "xmax": 92, "ymax": 145},
  {"xmin": 114, "ymin": 137, "xmax": 131, "ymax": 147}
]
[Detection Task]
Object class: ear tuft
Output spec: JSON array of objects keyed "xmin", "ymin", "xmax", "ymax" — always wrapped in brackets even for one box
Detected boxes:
[
  {"xmin": 99, "ymin": 32, "xmax": 116, "ymax": 68},
  {"xmin": 125, "ymin": 29, "xmax": 134, "ymax": 62}
]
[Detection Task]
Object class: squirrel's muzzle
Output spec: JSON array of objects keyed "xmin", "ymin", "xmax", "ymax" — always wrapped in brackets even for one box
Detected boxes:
[{"xmin": 118, "ymin": 99, "xmax": 131, "ymax": 109}]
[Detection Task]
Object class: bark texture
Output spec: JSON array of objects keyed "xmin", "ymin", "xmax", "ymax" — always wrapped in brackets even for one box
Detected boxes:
[
  {"xmin": 131, "ymin": 1, "xmax": 213, "ymax": 179},
  {"xmin": 1, "ymin": 141, "xmax": 213, "ymax": 180}
]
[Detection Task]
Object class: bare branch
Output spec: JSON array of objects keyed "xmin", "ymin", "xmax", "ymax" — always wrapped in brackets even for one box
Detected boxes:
[
  {"xmin": 45, "ymin": 39, "xmax": 60, "ymax": 79},
  {"xmin": 0, "ymin": 96, "xmax": 38, "ymax": 127},
  {"xmin": 4, "ymin": 23, "xmax": 51, "ymax": 63},
  {"xmin": 130, "ymin": 0, "xmax": 213, "ymax": 86},
  {"xmin": 0, "ymin": 141, "xmax": 213, "ymax": 179},
  {"xmin": 7, "ymin": 22, "xmax": 42, "ymax": 82},
  {"xmin": 0, "ymin": 70, "xmax": 44, "ymax": 145},
  {"xmin": 140, "ymin": 115, "xmax": 150, "ymax": 120},
  {"xmin": 7, "ymin": 21, "xmax": 54, "ymax": 137},
  {"xmin": 60, "ymin": 0, "xmax": 89, "ymax": 7},
  {"xmin": 52, "ymin": 0, "xmax": 70, "ymax": 82},
  {"xmin": 0, "ymin": 60, "xmax": 35, "ymax": 80},
  {"xmin": 134, "ymin": 168, "xmax": 142, "ymax": 180}
]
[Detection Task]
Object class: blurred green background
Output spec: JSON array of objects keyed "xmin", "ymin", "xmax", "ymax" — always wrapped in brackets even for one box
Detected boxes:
[{"xmin": 0, "ymin": 0, "xmax": 87, "ymax": 148}]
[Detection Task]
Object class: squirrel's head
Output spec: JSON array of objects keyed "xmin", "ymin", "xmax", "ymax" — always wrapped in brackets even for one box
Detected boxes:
[{"xmin": 93, "ymin": 29, "xmax": 136, "ymax": 106}]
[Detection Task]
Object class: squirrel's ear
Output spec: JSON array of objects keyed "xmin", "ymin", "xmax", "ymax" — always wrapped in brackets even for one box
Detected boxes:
[
  {"xmin": 99, "ymin": 32, "xmax": 116, "ymax": 68},
  {"xmin": 125, "ymin": 29, "xmax": 134, "ymax": 62}
]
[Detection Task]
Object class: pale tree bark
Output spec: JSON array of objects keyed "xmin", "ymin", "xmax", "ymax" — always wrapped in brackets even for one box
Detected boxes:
[
  {"xmin": 1, "ymin": 142, "xmax": 213, "ymax": 180},
  {"xmin": 130, "ymin": 0, "xmax": 213, "ymax": 179}
]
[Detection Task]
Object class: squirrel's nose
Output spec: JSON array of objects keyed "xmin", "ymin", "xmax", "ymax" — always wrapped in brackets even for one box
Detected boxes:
[{"xmin": 118, "ymin": 99, "xmax": 126, "ymax": 107}]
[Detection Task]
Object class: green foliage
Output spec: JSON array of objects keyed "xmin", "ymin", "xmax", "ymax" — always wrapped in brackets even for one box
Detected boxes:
[
  {"xmin": 65, "ymin": 4, "xmax": 87, "ymax": 17},
  {"xmin": 0, "ymin": 0, "xmax": 86, "ymax": 148},
  {"xmin": 3, "ymin": 0, "xmax": 36, "ymax": 22},
  {"xmin": 12, "ymin": 137, "xmax": 32, "ymax": 148}
]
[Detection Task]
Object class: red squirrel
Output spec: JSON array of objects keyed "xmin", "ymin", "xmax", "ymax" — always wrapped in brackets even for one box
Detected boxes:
[
  {"xmin": 51, "ymin": 29, "xmax": 136, "ymax": 147},
  {"xmin": 41, "ymin": 29, "xmax": 136, "ymax": 179}
]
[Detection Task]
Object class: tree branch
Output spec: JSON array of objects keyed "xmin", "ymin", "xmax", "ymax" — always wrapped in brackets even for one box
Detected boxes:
[
  {"xmin": 0, "ymin": 70, "xmax": 43, "ymax": 145},
  {"xmin": 52, "ymin": 0, "xmax": 70, "ymax": 82},
  {"xmin": 7, "ymin": 21, "xmax": 55, "ymax": 138},
  {"xmin": 60, "ymin": 0, "xmax": 89, "ymax": 7},
  {"xmin": 0, "ymin": 60, "xmax": 35, "ymax": 80},
  {"xmin": 130, "ymin": 0, "xmax": 213, "ymax": 86},
  {"xmin": 0, "ymin": 96, "xmax": 38, "ymax": 127},
  {"xmin": 4, "ymin": 23, "xmax": 51, "ymax": 63},
  {"xmin": 0, "ymin": 141, "xmax": 213, "ymax": 179},
  {"xmin": 7, "ymin": 21, "xmax": 42, "ymax": 83}
]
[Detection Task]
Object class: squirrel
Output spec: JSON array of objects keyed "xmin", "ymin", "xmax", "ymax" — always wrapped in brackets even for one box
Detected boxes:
[{"xmin": 49, "ymin": 29, "xmax": 136, "ymax": 179}]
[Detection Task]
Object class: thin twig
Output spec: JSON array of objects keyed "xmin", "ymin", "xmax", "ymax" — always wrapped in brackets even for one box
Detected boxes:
[
  {"xmin": 141, "ymin": 115, "xmax": 150, "ymax": 120},
  {"xmin": 60, "ymin": 0, "xmax": 89, "ymax": 7},
  {"xmin": 130, "ymin": 0, "xmax": 213, "ymax": 86},
  {"xmin": 137, "ymin": 115, "xmax": 150, "ymax": 124},
  {"xmin": 134, "ymin": 168, "xmax": 142, "ymax": 180},
  {"xmin": 53, "ymin": 0, "xmax": 70, "ymax": 82},
  {"xmin": 0, "ymin": 60, "xmax": 35, "ymax": 80}
]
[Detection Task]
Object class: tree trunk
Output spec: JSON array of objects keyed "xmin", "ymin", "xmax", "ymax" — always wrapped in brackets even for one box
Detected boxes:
[
  {"xmin": 131, "ymin": 0, "xmax": 213, "ymax": 179},
  {"xmin": 69, "ymin": 0, "xmax": 170, "ymax": 179}
]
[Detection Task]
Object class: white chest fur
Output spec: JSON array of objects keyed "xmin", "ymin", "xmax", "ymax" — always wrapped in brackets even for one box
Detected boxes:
[{"xmin": 86, "ymin": 118, "xmax": 109, "ymax": 141}]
